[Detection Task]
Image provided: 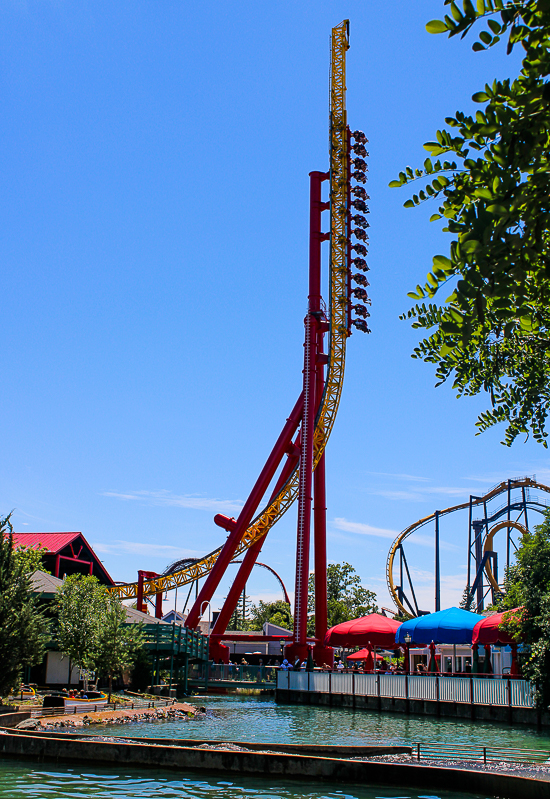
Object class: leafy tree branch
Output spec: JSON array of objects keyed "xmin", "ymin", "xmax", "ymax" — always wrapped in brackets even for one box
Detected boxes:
[{"xmin": 392, "ymin": 0, "xmax": 550, "ymax": 445}]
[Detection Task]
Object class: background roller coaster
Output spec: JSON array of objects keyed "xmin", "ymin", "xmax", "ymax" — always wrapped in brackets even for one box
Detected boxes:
[
  {"xmin": 111, "ymin": 20, "xmax": 368, "ymax": 665},
  {"xmin": 386, "ymin": 476, "xmax": 550, "ymax": 618}
]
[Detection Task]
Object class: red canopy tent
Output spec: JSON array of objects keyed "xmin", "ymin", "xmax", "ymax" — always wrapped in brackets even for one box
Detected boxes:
[
  {"xmin": 346, "ymin": 648, "xmax": 384, "ymax": 671},
  {"xmin": 472, "ymin": 608, "xmax": 523, "ymax": 677},
  {"xmin": 346, "ymin": 649, "xmax": 384, "ymax": 660},
  {"xmin": 324, "ymin": 614, "xmax": 402, "ymax": 648}
]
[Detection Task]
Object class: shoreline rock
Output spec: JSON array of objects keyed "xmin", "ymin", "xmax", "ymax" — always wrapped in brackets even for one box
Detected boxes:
[{"xmin": 16, "ymin": 702, "xmax": 204, "ymax": 731}]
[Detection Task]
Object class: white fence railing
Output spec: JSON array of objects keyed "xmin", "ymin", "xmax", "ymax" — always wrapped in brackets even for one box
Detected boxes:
[{"xmin": 277, "ymin": 671, "xmax": 534, "ymax": 709}]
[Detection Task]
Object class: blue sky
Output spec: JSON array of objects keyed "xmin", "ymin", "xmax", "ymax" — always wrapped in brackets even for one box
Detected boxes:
[{"xmin": 3, "ymin": 0, "xmax": 548, "ymax": 618}]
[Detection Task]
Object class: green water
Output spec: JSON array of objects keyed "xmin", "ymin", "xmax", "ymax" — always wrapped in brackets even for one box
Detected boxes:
[
  {"xmin": 0, "ymin": 695, "xmax": 548, "ymax": 797},
  {"xmin": 0, "ymin": 758, "xmax": 489, "ymax": 799},
  {"xmin": 83, "ymin": 694, "xmax": 550, "ymax": 751}
]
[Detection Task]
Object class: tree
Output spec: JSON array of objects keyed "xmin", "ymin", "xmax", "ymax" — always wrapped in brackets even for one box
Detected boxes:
[
  {"xmin": 498, "ymin": 513, "xmax": 550, "ymax": 707},
  {"xmin": 307, "ymin": 562, "xmax": 378, "ymax": 635},
  {"xmin": 55, "ymin": 574, "xmax": 108, "ymax": 686},
  {"xmin": 0, "ymin": 515, "xmax": 50, "ymax": 698},
  {"xmin": 14, "ymin": 544, "xmax": 49, "ymax": 576},
  {"xmin": 459, "ymin": 584, "xmax": 475, "ymax": 611},
  {"xmin": 392, "ymin": 1, "xmax": 550, "ymax": 446},
  {"xmin": 94, "ymin": 598, "xmax": 144, "ymax": 702},
  {"xmin": 227, "ymin": 589, "xmax": 254, "ymax": 630},
  {"xmin": 247, "ymin": 600, "xmax": 293, "ymax": 632}
]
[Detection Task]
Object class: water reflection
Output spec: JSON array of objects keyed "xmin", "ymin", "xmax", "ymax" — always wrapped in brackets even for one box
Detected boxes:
[{"xmin": 0, "ymin": 758, "xmax": 486, "ymax": 799}]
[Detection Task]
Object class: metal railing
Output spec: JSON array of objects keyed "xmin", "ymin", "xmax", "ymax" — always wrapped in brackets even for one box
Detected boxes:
[
  {"xmin": 277, "ymin": 671, "xmax": 535, "ymax": 708},
  {"xmin": 413, "ymin": 741, "xmax": 550, "ymax": 765},
  {"xmin": 188, "ymin": 664, "xmax": 277, "ymax": 684},
  {"xmin": 140, "ymin": 624, "xmax": 208, "ymax": 659},
  {"xmin": 29, "ymin": 698, "xmax": 175, "ymax": 717}
]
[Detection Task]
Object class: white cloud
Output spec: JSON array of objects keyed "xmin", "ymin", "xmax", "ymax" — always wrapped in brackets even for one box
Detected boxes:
[
  {"xmin": 91, "ymin": 540, "xmax": 202, "ymax": 559},
  {"xmin": 407, "ymin": 534, "xmax": 461, "ymax": 552},
  {"xmin": 368, "ymin": 484, "xmax": 498, "ymax": 502},
  {"xmin": 331, "ymin": 518, "xmax": 398, "ymax": 540},
  {"xmin": 365, "ymin": 471, "xmax": 430, "ymax": 483},
  {"xmin": 102, "ymin": 489, "xmax": 243, "ymax": 515}
]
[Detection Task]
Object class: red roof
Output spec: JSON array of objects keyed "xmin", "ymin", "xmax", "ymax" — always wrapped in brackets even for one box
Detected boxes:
[
  {"xmin": 6, "ymin": 531, "xmax": 114, "ymax": 585},
  {"xmin": 9, "ymin": 532, "xmax": 81, "ymax": 554},
  {"xmin": 324, "ymin": 613, "xmax": 402, "ymax": 648}
]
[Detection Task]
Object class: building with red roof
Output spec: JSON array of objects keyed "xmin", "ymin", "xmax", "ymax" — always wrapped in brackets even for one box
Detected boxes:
[{"xmin": 8, "ymin": 532, "xmax": 113, "ymax": 585}]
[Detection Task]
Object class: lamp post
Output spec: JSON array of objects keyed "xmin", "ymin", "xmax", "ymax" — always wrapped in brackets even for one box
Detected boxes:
[
  {"xmin": 404, "ymin": 632, "xmax": 412, "ymax": 674},
  {"xmin": 201, "ymin": 601, "xmax": 212, "ymax": 692}
]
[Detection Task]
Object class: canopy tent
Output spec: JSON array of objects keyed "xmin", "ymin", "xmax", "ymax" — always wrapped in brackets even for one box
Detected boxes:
[
  {"xmin": 395, "ymin": 607, "xmax": 481, "ymax": 646},
  {"xmin": 346, "ymin": 649, "xmax": 385, "ymax": 661},
  {"xmin": 471, "ymin": 609, "xmax": 522, "ymax": 645},
  {"xmin": 324, "ymin": 614, "xmax": 402, "ymax": 648},
  {"xmin": 346, "ymin": 649, "xmax": 383, "ymax": 671},
  {"xmin": 472, "ymin": 608, "xmax": 523, "ymax": 677}
]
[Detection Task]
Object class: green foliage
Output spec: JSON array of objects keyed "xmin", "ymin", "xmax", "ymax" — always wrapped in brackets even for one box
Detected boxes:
[
  {"xmin": 499, "ymin": 512, "xmax": 550, "ymax": 707},
  {"xmin": 307, "ymin": 562, "xmax": 378, "ymax": 635},
  {"xmin": 392, "ymin": 1, "xmax": 550, "ymax": 446},
  {"xmin": 246, "ymin": 600, "xmax": 293, "ymax": 632},
  {"xmin": 0, "ymin": 515, "xmax": 50, "ymax": 697},
  {"xmin": 55, "ymin": 574, "xmax": 109, "ymax": 676},
  {"xmin": 56, "ymin": 575, "xmax": 145, "ymax": 694},
  {"xmin": 94, "ymin": 598, "xmax": 144, "ymax": 701},
  {"xmin": 459, "ymin": 584, "xmax": 475, "ymax": 611},
  {"xmin": 129, "ymin": 648, "xmax": 153, "ymax": 692},
  {"xmin": 14, "ymin": 544, "xmax": 49, "ymax": 576},
  {"xmin": 227, "ymin": 590, "xmax": 255, "ymax": 631}
]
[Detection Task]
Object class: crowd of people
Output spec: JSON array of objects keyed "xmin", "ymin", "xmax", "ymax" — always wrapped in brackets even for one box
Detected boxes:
[{"xmin": 210, "ymin": 656, "xmax": 407, "ymax": 676}]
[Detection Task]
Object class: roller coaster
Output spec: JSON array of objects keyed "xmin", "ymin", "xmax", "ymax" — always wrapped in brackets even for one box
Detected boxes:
[
  {"xmin": 110, "ymin": 21, "xmax": 368, "ymax": 665},
  {"xmin": 386, "ymin": 476, "xmax": 550, "ymax": 618}
]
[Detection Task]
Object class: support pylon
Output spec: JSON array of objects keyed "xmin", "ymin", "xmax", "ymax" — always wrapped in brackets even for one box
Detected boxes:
[{"xmin": 286, "ymin": 171, "xmax": 330, "ymax": 665}]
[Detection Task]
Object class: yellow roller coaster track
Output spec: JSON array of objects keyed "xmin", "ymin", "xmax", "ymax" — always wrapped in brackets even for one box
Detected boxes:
[
  {"xmin": 386, "ymin": 477, "xmax": 550, "ymax": 617},
  {"xmin": 110, "ymin": 21, "xmax": 352, "ymax": 603}
]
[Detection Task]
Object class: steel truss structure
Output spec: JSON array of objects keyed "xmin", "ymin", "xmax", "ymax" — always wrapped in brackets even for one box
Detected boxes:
[
  {"xmin": 386, "ymin": 477, "xmax": 550, "ymax": 618},
  {"xmin": 110, "ymin": 21, "xmax": 369, "ymax": 665}
]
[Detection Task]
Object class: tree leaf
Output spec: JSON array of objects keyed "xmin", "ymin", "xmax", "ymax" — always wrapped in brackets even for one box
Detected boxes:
[{"xmin": 426, "ymin": 19, "xmax": 449, "ymax": 34}]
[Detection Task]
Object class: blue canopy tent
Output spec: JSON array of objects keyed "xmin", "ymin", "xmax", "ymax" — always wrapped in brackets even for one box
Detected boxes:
[{"xmin": 395, "ymin": 607, "xmax": 481, "ymax": 646}]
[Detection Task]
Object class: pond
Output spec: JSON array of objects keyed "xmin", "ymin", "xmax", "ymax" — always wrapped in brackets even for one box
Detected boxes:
[
  {"xmin": 83, "ymin": 694, "xmax": 550, "ymax": 752},
  {"xmin": 0, "ymin": 757, "xmax": 492, "ymax": 799}
]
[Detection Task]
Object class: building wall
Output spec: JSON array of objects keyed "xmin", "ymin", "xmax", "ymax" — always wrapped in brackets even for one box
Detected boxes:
[{"xmin": 45, "ymin": 651, "xmax": 80, "ymax": 686}]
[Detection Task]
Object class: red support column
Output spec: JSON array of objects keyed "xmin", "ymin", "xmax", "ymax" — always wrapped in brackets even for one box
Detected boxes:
[
  {"xmin": 185, "ymin": 393, "xmax": 304, "ymax": 630},
  {"xmin": 137, "ymin": 572, "xmax": 145, "ymax": 614},
  {"xmin": 137, "ymin": 570, "xmax": 158, "ymax": 614},
  {"xmin": 155, "ymin": 590, "xmax": 163, "ymax": 619},
  {"xmin": 211, "ymin": 431, "xmax": 302, "ymax": 650},
  {"xmin": 312, "ymin": 310, "xmax": 332, "ymax": 667},
  {"xmin": 287, "ymin": 171, "xmax": 329, "ymax": 664}
]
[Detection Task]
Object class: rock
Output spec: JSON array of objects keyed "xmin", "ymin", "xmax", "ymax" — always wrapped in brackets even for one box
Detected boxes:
[{"xmin": 15, "ymin": 719, "xmax": 38, "ymax": 730}]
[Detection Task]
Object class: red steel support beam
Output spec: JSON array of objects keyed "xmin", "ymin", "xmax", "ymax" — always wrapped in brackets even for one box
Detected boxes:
[
  {"xmin": 185, "ymin": 392, "xmax": 304, "ymax": 629},
  {"xmin": 210, "ymin": 431, "xmax": 301, "ymax": 638},
  {"xmin": 313, "ymin": 322, "xmax": 332, "ymax": 667},
  {"xmin": 155, "ymin": 590, "xmax": 163, "ymax": 619},
  {"xmin": 137, "ymin": 570, "xmax": 157, "ymax": 614},
  {"xmin": 289, "ymin": 170, "xmax": 329, "ymax": 660}
]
